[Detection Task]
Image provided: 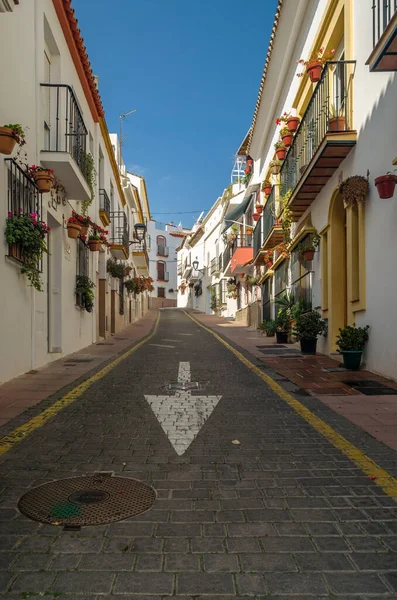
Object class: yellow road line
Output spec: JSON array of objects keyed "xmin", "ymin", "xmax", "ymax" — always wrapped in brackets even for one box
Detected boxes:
[
  {"xmin": 184, "ymin": 311, "xmax": 397, "ymax": 501},
  {"xmin": 0, "ymin": 312, "xmax": 161, "ymax": 457}
]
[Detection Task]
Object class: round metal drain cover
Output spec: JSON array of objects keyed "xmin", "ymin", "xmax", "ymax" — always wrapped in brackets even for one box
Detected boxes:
[{"xmin": 18, "ymin": 475, "xmax": 156, "ymax": 526}]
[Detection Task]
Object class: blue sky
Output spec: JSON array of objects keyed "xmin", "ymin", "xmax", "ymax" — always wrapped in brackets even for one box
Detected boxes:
[{"xmin": 74, "ymin": 0, "xmax": 278, "ymax": 227}]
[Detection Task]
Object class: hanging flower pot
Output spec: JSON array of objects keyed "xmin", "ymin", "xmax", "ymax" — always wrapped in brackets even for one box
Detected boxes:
[
  {"xmin": 280, "ymin": 128, "xmax": 294, "ymax": 148},
  {"xmin": 266, "ymin": 260, "xmax": 273, "ymax": 268},
  {"xmin": 256, "ymin": 204, "xmax": 263, "ymax": 214},
  {"xmin": 287, "ymin": 116, "xmax": 300, "ymax": 132},
  {"xmin": 275, "ymin": 145, "xmax": 286, "ymax": 160},
  {"xmin": 67, "ymin": 221, "xmax": 81, "ymax": 239},
  {"xmin": 374, "ymin": 174, "xmax": 397, "ymax": 199},
  {"xmin": 328, "ymin": 116, "xmax": 346, "ymax": 132},
  {"xmin": 306, "ymin": 61, "xmax": 323, "ymax": 83},
  {"xmin": 88, "ymin": 239, "xmax": 102, "ymax": 252},
  {"xmin": 246, "ymin": 157, "xmax": 253, "ymax": 166},
  {"xmin": 80, "ymin": 225, "xmax": 89, "ymax": 236},
  {"xmin": 262, "ymin": 183, "xmax": 272, "ymax": 195},
  {"xmin": 30, "ymin": 168, "xmax": 54, "ymax": 193},
  {"xmin": 0, "ymin": 127, "xmax": 18, "ymax": 155},
  {"xmin": 270, "ymin": 161, "xmax": 282, "ymax": 175},
  {"xmin": 244, "ymin": 166, "xmax": 251, "ymax": 175},
  {"xmin": 302, "ymin": 249, "xmax": 315, "ymax": 261},
  {"xmin": 253, "ymin": 212, "xmax": 259, "ymax": 222},
  {"xmin": 239, "ymin": 274, "xmax": 244, "ymax": 279}
]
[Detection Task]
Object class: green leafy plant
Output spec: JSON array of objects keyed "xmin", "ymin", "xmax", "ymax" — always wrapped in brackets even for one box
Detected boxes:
[
  {"xmin": 293, "ymin": 310, "xmax": 327, "ymax": 340},
  {"xmin": 82, "ymin": 152, "xmax": 96, "ymax": 215},
  {"xmin": 245, "ymin": 275, "xmax": 259, "ymax": 286},
  {"xmin": 280, "ymin": 127, "xmax": 291, "ymax": 136},
  {"xmin": 329, "ymin": 103, "xmax": 345, "ymax": 118},
  {"xmin": 336, "ymin": 325, "xmax": 369, "ymax": 352},
  {"xmin": 274, "ymin": 140, "xmax": 285, "ymax": 150},
  {"xmin": 259, "ymin": 319, "xmax": 276, "ymax": 336},
  {"xmin": 5, "ymin": 211, "xmax": 50, "ymax": 291},
  {"xmin": 107, "ymin": 258, "xmax": 126, "ymax": 279},
  {"xmin": 194, "ymin": 282, "xmax": 202, "ymax": 297},
  {"xmin": 3, "ymin": 124, "xmax": 26, "ymax": 146},
  {"xmin": 275, "ymin": 310, "xmax": 290, "ymax": 333},
  {"xmin": 291, "ymin": 299, "xmax": 309, "ymax": 320},
  {"xmin": 279, "ymin": 190, "xmax": 293, "ymax": 245},
  {"xmin": 76, "ymin": 275, "xmax": 95, "ymax": 313},
  {"xmin": 274, "ymin": 292, "xmax": 295, "ymax": 332},
  {"xmin": 276, "ymin": 112, "xmax": 292, "ymax": 125},
  {"xmin": 339, "ymin": 175, "xmax": 369, "ymax": 207},
  {"xmin": 210, "ymin": 287, "xmax": 220, "ymax": 310},
  {"xmin": 299, "ymin": 233, "xmax": 320, "ymax": 258}
]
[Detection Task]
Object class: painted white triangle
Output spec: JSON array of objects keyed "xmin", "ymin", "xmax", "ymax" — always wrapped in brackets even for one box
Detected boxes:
[{"xmin": 145, "ymin": 362, "xmax": 222, "ymax": 455}]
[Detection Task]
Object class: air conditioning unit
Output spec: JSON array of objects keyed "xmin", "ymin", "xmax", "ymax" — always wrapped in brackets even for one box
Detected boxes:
[{"xmin": 0, "ymin": 0, "xmax": 17, "ymax": 12}]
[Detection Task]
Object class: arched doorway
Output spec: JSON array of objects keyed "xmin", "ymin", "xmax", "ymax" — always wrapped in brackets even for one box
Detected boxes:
[{"xmin": 328, "ymin": 192, "xmax": 347, "ymax": 351}]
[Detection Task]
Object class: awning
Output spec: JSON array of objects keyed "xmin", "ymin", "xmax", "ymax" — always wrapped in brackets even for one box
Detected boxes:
[{"xmin": 221, "ymin": 195, "xmax": 253, "ymax": 234}]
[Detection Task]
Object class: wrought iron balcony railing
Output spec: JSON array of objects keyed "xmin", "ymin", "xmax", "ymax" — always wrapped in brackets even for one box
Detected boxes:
[
  {"xmin": 41, "ymin": 84, "xmax": 89, "ymax": 180},
  {"xmin": 222, "ymin": 245, "xmax": 232, "ymax": 271},
  {"xmin": 231, "ymin": 234, "xmax": 253, "ymax": 256},
  {"xmin": 110, "ymin": 211, "xmax": 129, "ymax": 251},
  {"xmin": 261, "ymin": 189, "xmax": 278, "ymax": 245},
  {"xmin": 157, "ymin": 244, "xmax": 169, "ymax": 257},
  {"xmin": 211, "ymin": 256, "xmax": 220, "ymax": 274},
  {"xmin": 280, "ymin": 61, "xmax": 356, "ymax": 196},
  {"xmin": 99, "ymin": 189, "xmax": 111, "ymax": 217},
  {"xmin": 373, "ymin": 0, "xmax": 397, "ymax": 46}
]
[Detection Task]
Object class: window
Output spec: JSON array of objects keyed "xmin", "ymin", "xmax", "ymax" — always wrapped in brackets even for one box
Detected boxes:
[
  {"xmin": 157, "ymin": 235, "xmax": 167, "ymax": 256},
  {"xmin": 119, "ymin": 280, "xmax": 125, "ymax": 315},
  {"xmin": 76, "ymin": 238, "xmax": 89, "ymax": 308},
  {"xmin": 157, "ymin": 260, "xmax": 166, "ymax": 281},
  {"xmin": 220, "ymin": 279, "xmax": 228, "ymax": 304},
  {"xmin": 291, "ymin": 237, "xmax": 313, "ymax": 309},
  {"xmin": 262, "ymin": 278, "xmax": 272, "ymax": 321},
  {"xmin": 158, "ymin": 287, "xmax": 165, "ymax": 298},
  {"xmin": 110, "ymin": 181, "xmax": 114, "ymax": 212},
  {"xmin": 274, "ymin": 260, "xmax": 289, "ymax": 301}
]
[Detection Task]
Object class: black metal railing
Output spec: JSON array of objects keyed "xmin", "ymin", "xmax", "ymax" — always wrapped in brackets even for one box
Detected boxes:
[
  {"xmin": 119, "ymin": 280, "xmax": 125, "ymax": 315},
  {"xmin": 99, "ymin": 189, "xmax": 111, "ymax": 217},
  {"xmin": 253, "ymin": 215, "xmax": 263, "ymax": 257},
  {"xmin": 373, "ymin": 0, "xmax": 397, "ymax": 46},
  {"xmin": 222, "ymin": 245, "xmax": 232, "ymax": 271},
  {"xmin": 211, "ymin": 257, "xmax": 220, "ymax": 274},
  {"xmin": 231, "ymin": 235, "xmax": 253, "ymax": 256},
  {"xmin": 280, "ymin": 61, "xmax": 356, "ymax": 196},
  {"xmin": 131, "ymin": 239, "xmax": 147, "ymax": 252},
  {"xmin": 6, "ymin": 159, "xmax": 41, "ymax": 217},
  {"xmin": 110, "ymin": 211, "xmax": 129, "ymax": 252},
  {"xmin": 41, "ymin": 84, "xmax": 88, "ymax": 179},
  {"xmin": 262, "ymin": 189, "xmax": 278, "ymax": 245},
  {"xmin": 157, "ymin": 244, "xmax": 169, "ymax": 257}
]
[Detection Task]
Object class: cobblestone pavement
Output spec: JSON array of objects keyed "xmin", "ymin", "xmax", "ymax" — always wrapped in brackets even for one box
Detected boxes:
[{"xmin": 0, "ymin": 308, "xmax": 397, "ymax": 599}]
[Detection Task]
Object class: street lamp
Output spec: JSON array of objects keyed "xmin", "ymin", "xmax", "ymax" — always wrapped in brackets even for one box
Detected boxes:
[
  {"xmin": 192, "ymin": 259, "xmax": 205, "ymax": 274},
  {"xmin": 129, "ymin": 222, "xmax": 147, "ymax": 246}
]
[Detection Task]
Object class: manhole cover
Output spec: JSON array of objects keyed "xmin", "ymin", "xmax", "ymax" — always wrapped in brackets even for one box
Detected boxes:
[{"xmin": 18, "ymin": 475, "xmax": 156, "ymax": 527}]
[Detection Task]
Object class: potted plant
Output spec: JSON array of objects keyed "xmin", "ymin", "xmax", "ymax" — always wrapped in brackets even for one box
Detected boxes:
[
  {"xmin": 274, "ymin": 140, "xmax": 287, "ymax": 160},
  {"xmin": 280, "ymin": 127, "xmax": 293, "ymax": 148},
  {"xmin": 87, "ymin": 225, "xmax": 103, "ymax": 251},
  {"xmin": 262, "ymin": 180, "xmax": 272, "ymax": 195},
  {"xmin": 76, "ymin": 275, "xmax": 95, "ymax": 313},
  {"xmin": 246, "ymin": 226, "xmax": 253, "ymax": 236},
  {"xmin": 28, "ymin": 165, "xmax": 54, "ymax": 193},
  {"xmin": 256, "ymin": 203, "xmax": 263, "ymax": 214},
  {"xmin": 244, "ymin": 165, "xmax": 252, "ymax": 175},
  {"xmin": 0, "ymin": 124, "xmax": 26, "ymax": 155},
  {"xmin": 259, "ymin": 319, "xmax": 276, "ymax": 337},
  {"xmin": 263, "ymin": 250, "xmax": 273, "ymax": 268},
  {"xmin": 270, "ymin": 159, "xmax": 282, "ymax": 175},
  {"xmin": 375, "ymin": 173, "xmax": 397, "ymax": 199},
  {"xmin": 336, "ymin": 324, "xmax": 369, "ymax": 370},
  {"xmin": 67, "ymin": 215, "xmax": 82, "ymax": 238},
  {"xmin": 78, "ymin": 214, "xmax": 91, "ymax": 236},
  {"xmin": 299, "ymin": 233, "xmax": 320, "ymax": 262},
  {"xmin": 253, "ymin": 212, "xmax": 259, "ymax": 222},
  {"xmin": 179, "ymin": 283, "xmax": 187, "ymax": 295},
  {"xmin": 275, "ymin": 310, "xmax": 290, "ymax": 344},
  {"xmin": 246, "ymin": 156, "xmax": 253, "ymax": 166},
  {"xmin": 107, "ymin": 258, "xmax": 126, "ymax": 279},
  {"xmin": 293, "ymin": 310, "xmax": 327, "ymax": 355},
  {"xmin": 339, "ymin": 175, "xmax": 369, "ymax": 207},
  {"xmin": 287, "ymin": 115, "xmax": 300, "ymax": 132},
  {"xmin": 297, "ymin": 47, "xmax": 336, "ymax": 83},
  {"xmin": 328, "ymin": 104, "xmax": 346, "ymax": 132},
  {"xmin": 5, "ymin": 211, "xmax": 50, "ymax": 291}
]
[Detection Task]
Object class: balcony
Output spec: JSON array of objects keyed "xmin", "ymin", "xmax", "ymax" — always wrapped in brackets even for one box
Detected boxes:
[
  {"xmin": 253, "ymin": 190, "xmax": 283, "ymax": 263},
  {"xmin": 131, "ymin": 238, "xmax": 149, "ymax": 271},
  {"xmin": 157, "ymin": 244, "xmax": 169, "ymax": 257},
  {"xmin": 109, "ymin": 211, "xmax": 129, "ymax": 259},
  {"xmin": 99, "ymin": 189, "xmax": 111, "ymax": 226},
  {"xmin": 280, "ymin": 61, "xmax": 356, "ymax": 221},
  {"xmin": 183, "ymin": 256, "xmax": 192, "ymax": 279},
  {"xmin": 230, "ymin": 235, "xmax": 253, "ymax": 275},
  {"xmin": 222, "ymin": 245, "xmax": 233, "ymax": 274},
  {"xmin": 210, "ymin": 256, "xmax": 221, "ymax": 275},
  {"xmin": 40, "ymin": 84, "xmax": 91, "ymax": 202},
  {"xmin": 367, "ymin": 0, "xmax": 397, "ymax": 71},
  {"xmin": 177, "ymin": 261, "xmax": 183, "ymax": 276}
]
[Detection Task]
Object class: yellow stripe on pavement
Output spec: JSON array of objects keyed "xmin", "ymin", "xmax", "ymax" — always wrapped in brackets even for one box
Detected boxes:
[
  {"xmin": 184, "ymin": 311, "xmax": 397, "ymax": 501},
  {"xmin": 0, "ymin": 312, "xmax": 160, "ymax": 457}
]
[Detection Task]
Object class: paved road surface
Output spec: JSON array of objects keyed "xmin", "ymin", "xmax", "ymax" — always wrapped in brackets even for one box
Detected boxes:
[{"xmin": 0, "ymin": 309, "xmax": 397, "ymax": 598}]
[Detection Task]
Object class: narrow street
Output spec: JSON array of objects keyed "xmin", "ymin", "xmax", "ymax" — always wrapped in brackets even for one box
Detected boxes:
[{"xmin": 0, "ymin": 309, "xmax": 397, "ymax": 598}]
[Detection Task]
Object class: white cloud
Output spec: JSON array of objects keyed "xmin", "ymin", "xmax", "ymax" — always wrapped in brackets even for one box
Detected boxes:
[{"xmin": 128, "ymin": 163, "xmax": 147, "ymax": 176}]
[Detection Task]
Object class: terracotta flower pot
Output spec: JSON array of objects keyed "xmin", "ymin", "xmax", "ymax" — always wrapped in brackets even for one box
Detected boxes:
[
  {"xmin": 266, "ymin": 260, "xmax": 273, "ymax": 269},
  {"xmin": 80, "ymin": 225, "xmax": 89, "ymax": 236},
  {"xmin": 270, "ymin": 164, "xmax": 281, "ymax": 175},
  {"xmin": 287, "ymin": 117, "xmax": 300, "ymax": 132},
  {"xmin": 256, "ymin": 205, "xmax": 263, "ymax": 214},
  {"xmin": 244, "ymin": 166, "xmax": 251, "ymax": 175},
  {"xmin": 307, "ymin": 61, "xmax": 323, "ymax": 83},
  {"xmin": 247, "ymin": 159, "xmax": 253, "ymax": 166},
  {"xmin": 263, "ymin": 185, "xmax": 272, "ymax": 195},
  {"xmin": 88, "ymin": 239, "xmax": 102, "ymax": 252},
  {"xmin": 67, "ymin": 223, "xmax": 81, "ymax": 239},
  {"xmin": 253, "ymin": 213, "xmax": 259, "ymax": 222},
  {"xmin": 275, "ymin": 147, "xmax": 286, "ymax": 160},
  {"xmin": 281, "ymin": 132, "xmax": 294, "ymax": 148},
  {"xmin": 328, "ymin": 116, "xmax": 346, "ymax": 132},
  {"xmin": 374, "ymin": 174, "xmax": 397, "ymax": 199},
  {"xmin": 32, "ymin": 170, "xmax": 54, "ymax": 193},
  {"xmin": 302, "ymin": 249, "xmax": 315, "ymax": 261},
  {"xmin": 0, "ymin": 127, "xmax": 17, "ymax": 155}
]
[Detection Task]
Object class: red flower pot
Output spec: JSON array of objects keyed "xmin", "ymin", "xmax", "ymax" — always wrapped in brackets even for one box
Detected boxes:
[
  {"xmin": 67, "ymin": 223, "xmax": 81, "ymax": 239},
  {"xmin": 275, "ymin": 147, "xmax": 286, "ymax": 160},
  {"xmin": 263, "ymin": 185, "xmax": 272, "ymax": 195},
  {"xmin": 244, "ymin": 166, "xmax": 251, "ymax": 175},
  {"xmin": 328, "ymin": 116, "xmax": 346, "ymax": 132},
  {"xmin": 266, "ymin": 261, "xmax": 273, "ymax": 269},
  {"xmin": 281, "ymin": 133, "xmax": 294, "ymax": 148},
  {"xmin": 88, "ymin": 239, "xmax": 102, "ymax": 252},
  {"xmin": 247, "ymin": 159, "xmax": 253, "ymax": 166},
  {"xmin": 302, "ymin": 249, "xmax": 315, "ymax": 261},
  {"xmin": 253, "ymin": 213, "xmax": 259, "ymax": 222},
  {"xmin": 32, "ymin": 170, "xmax": 54, "ymax": 193},
  {"xmin": 256, "ymin": 205, "xmax": 263, "ymax": 214},
  {"xmin": 375, "ymin": 174, "xmax": 397, "ymax": 199},
  {"xmin": 80, "ymin": 225, "xmax": 89, "ymax": 236},
  {"xmin": 287, "ymin": 117, "xmax": 300, "ymax": 132},
  {"xmin": 0, "ymin": 127, "xmax": 18, "ymax": 155},
  {"xmin": 306, "ymin": 61, "xmax": 323, "ymax": 83}
]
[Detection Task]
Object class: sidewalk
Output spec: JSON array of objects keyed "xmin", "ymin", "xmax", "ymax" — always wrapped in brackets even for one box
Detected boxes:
[
  {"xmin": 0, "ymin": 310, "xmax": 158, "ymax": 428},
  {"xmin": 189, "ymin": 310, "xmax": 397, "ymax": 453}
]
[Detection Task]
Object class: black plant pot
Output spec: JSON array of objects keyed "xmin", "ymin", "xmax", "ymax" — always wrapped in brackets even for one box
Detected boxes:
[
  {"xmin": 300, "ymin": 337, "xmax": 317, "ymax": 355},
  {"xmin": 276, "ymin": 331, "xmax": 288, "ymax": 344}
]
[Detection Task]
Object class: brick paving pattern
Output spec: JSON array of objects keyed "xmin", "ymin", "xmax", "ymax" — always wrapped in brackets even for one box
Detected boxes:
[{"xmin": 0, "ymin": 309, "xmax": 396, "ymax": 598}]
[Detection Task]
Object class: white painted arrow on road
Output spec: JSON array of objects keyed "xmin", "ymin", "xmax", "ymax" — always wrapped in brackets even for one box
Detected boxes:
[{"xmin": 145, "ymin": 362, "xmax": 222, "ymax": 456}]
